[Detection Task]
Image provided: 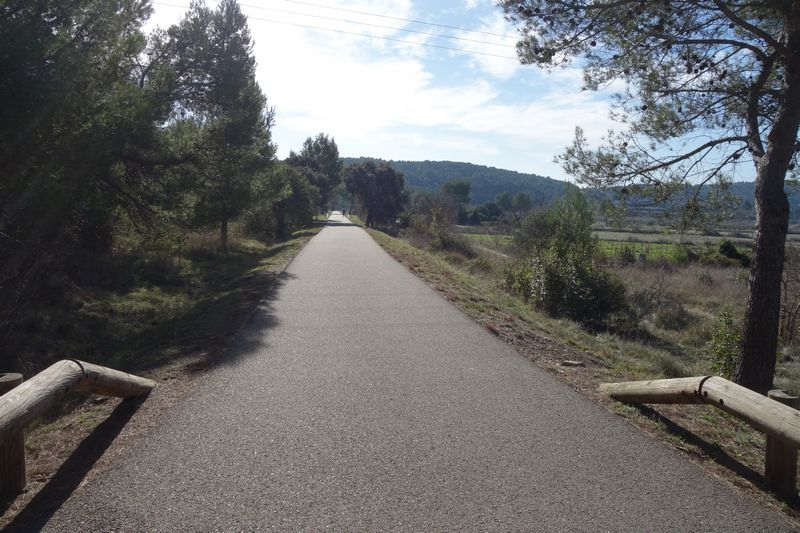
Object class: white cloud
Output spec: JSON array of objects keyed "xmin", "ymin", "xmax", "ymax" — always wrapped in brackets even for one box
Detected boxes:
[
  {"xmin": 451, "ymin": 11, "xmax": 520, "ymax": 79},
  {"xmin": 146, "ymin": 1, "xmax": 622, "ymax": 180}
]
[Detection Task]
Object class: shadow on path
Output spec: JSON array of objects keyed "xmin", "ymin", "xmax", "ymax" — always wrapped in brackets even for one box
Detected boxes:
[
  {"xmin": 635, "ymin": 404, "xmax": 800, "ymax": 507},
  {"xmin": 185, "ymin": 271, "xmax": 295, "ymax": 374},
  {"xmin": 4, "ymin": 397, "xmax": 146, "ymax": 532},
  {"xmin": 314, "ymin": 221, "xmax": 360, "ymax": 227}
]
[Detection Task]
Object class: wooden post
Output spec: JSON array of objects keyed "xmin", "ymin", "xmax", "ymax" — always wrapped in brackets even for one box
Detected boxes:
[
  {"xmin": 0, "ymin": 373, "xmax": 25, "ymax": 499},
  {"xmin": 766, "ymin": 389, "xmax": 799, "ymax": 501},
  {"xmin": 0, "ymin": 361, "xmax": 155, "ymax": 497}
]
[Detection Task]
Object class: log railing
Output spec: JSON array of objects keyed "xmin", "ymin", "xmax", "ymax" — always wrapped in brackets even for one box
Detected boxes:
[
  {"xmin": 0, "ymin": 360, "xmax": 155, "ymax": 498},
  {"xmin": 600, "ymin": 376, "xmax": 800, "ymax": 500}
]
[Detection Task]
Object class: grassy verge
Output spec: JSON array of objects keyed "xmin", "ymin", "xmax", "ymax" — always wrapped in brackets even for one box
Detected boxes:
[
  {"xmin": 345, "ymin": 212, "xmax": 365, "ymax": 226},
  {"xmin": 0, "ymin": 225, "xmax": 321, "ymax": 527},
  {"xmin": 366, "ymin": 227, "xmax": 800, "ymax": 522}
]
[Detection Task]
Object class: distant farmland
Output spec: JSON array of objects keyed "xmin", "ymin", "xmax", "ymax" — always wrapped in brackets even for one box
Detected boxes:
[{"xmin": 461, "ymin": 228, "xmax": 773, "ymax": 263}]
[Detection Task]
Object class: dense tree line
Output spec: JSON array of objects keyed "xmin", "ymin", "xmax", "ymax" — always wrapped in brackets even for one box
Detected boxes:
[
  {"xmin": 0, "ymin": 0, "xmax": 335, "ymax": 346},
  {"xmin": 345, "ymin": 161, "xmax": 407, "ymax": 227}
]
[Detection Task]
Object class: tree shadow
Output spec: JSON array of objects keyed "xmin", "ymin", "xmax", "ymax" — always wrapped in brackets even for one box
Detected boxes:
[
  {"xmin": 323, "ymin": 221, "xmax": 360, "ymax": 227},
  {"xmin": 77, "ymin": 245, "xmax": 298, "ymax": 376},
  {"xmin": 183, "ymin": 272, "xmax": 294, "ymax": 373},
  {"xmin": 291, "ymin": 230, "xmax": 320, "ymax": 238},
  {"xmin": 633, "ymin": 403, "xmax": 800, "ymax": 507},
  {"xmin": 3, "ymin": 397, "xmax": 146, "ymax": 532}
]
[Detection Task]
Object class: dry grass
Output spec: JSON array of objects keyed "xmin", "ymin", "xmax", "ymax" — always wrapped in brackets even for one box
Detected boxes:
[{"xmin": 617, "ymin": 263, "xmax": 749, "ymax": 314}]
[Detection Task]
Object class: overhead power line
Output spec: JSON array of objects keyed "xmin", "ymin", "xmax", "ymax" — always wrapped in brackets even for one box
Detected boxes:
[
  {"xmin": 153, "ymin": 2, "xmax": 520, "ymax": 60},
  {"xmin": 267, "ymin": 0, "xmax": 513, "ymax": 39},
  {"xmin": 237, "ymin": 2, "xmax": 512, "ymax": 48}
]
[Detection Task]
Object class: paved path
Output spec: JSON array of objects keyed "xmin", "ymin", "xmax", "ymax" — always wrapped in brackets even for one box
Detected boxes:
[{"xmin": 38, "ymin": 214, "xmax": 793, "ymax": 531}]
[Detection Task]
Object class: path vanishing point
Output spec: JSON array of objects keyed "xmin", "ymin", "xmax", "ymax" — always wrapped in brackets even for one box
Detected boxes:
[{"xmin": 34, "ymin": 213, "xmax": 795, "ymax": 531}]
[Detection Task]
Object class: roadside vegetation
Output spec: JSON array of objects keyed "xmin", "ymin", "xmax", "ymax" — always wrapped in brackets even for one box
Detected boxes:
[
  {"xmin": 1, "ymin": 1, "xmax": 339, "ymax": 377},
  {"xmin": 0, "ymin": 1, "xmax": 343, "ymax": 519},
  {"xmin": 355, "ymin": 179, "xmax": 800, "ymax": 515}
]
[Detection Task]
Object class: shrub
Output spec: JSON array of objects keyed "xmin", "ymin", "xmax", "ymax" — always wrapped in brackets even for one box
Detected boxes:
[
  {"xmin": 512, "ymin": 189, "xmax": 595, "ymax": 258},
  {"xmin": 672, "ymin": 244, "xmax": 696, "ymax": 264},
  {"xmin": 469, "ymin": 255, "xmax": 494, "ymax": 274},
  {"xmin": 629, "ymin": 273, "xmax": 668, "ymax": 319},
  {"xmin": 504, "ymin": 262, "xmax": 534, "ymax": 301},
  {"xmin": 717, "ymin": 240, "xmax": 751, "ymax": 267},
  {"xmin": 526, "ymin": 252, "xmax": 628, "ymax": 327},
  {"xmin": 431, "ymin": 230, "xmax": 476, "ymax": 258},
  {"xmin": 654, "ymin": 301, "xmax": 693, "ymax": 331},
  {"xmin": 619, "ymin": 246, "xmax": 636, "ymax": 265},
  {"xmin": 709, "ymin": 309, "xmax": 742, "ymax": 378},
  {"xmin": 652, "ymin": 352, "xmax": 689, "ymax": 378}
]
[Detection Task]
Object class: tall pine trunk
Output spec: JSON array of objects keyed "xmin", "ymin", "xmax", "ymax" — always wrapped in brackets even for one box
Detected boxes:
[
  {"xmin": 736, "ymin": 7, "xmax": 800, "ymax": 393},
  {"xmin": 737, "ymin": 161, "xmax": 790, "ymax": 393},
  {"xmin": 220, "ymin": 218, "xmax": 229, "ymax": 253}
]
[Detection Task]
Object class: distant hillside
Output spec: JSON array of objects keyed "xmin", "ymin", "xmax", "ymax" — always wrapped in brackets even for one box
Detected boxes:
[
  {"xmin": 727, "ymin": 181, "xmax": 800, "ymax": 220},
  {"xmin": 589, "ymin": 181, "xmax": 800, "ymax": 223},
  {"xmin": 342, "ymin": 157, "xmax": 573, "ymax": 205}
]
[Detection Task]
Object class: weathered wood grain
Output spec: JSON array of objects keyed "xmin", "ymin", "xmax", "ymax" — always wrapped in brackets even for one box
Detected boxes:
[{"xmin": 598, "ymin": 376, "xmax": 707, "ymax": 405}]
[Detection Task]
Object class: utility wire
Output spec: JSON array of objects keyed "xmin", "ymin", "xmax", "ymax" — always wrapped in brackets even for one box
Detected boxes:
[
  {"xmin": 153, "ymin": 2, "xmax": 520, "ymax": 60},
  {"xmin": 237, "ymin": 2, "xmax": 512, "ymax": 48},
  {"xmin": 267, "ymin": 0, "xmax": 513, "ymax": 39}
]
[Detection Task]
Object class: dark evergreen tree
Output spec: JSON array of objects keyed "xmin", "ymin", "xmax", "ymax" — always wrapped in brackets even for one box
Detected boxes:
[
  {"xmin": 287, "ymin": 134, "xmax": 342, "ymax": 212},
  {"xmin": 0, "ymin": 0, "xmax": 176, "ymax": 339},
  {"xmin": 173, "ymin": 0, "xmax": 275, "ymax": 251},
  {"xmin": 345, "ymin": 162, "xmax": 407, "ymax": 227}
]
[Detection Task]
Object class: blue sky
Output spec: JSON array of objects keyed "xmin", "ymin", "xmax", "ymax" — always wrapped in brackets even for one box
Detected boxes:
[{"xmin": 149, "ymin": 0, "xmax": 622, "ymax": 181}]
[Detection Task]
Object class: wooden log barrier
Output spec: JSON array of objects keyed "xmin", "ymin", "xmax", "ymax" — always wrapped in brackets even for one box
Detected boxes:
[
  {"xmin": 0, "ymin": 360, "xmax": 155, "ymax": 497},
  {"xmin": 600, "ymin": 376, "xmax": 800, "ymax": 500},
  {"xmin": 0, "ymin": 373, "xmax": 24, "ymax": 499},
  {"xmin": 597, "ymin": 376, "xmax": 708, "ymax": 405},
  {"xmin": 766, "ymin": 390, "xmax": 799, "ymax": 501}
]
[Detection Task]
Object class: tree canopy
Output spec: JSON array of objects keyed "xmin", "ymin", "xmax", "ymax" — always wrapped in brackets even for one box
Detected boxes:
[
  {"xmin": 169, "ymin": 0, "xmax": 275, "ymax": 251},
  {"xmin": 0, "ymin": 0, "xmax": 323, "ymax": 353},
  {"xmin": 345, "ymin": 161, "xmax": 407, "ymax": 227},
  {"xmin": 287, "ymin": 134, "xmax": 342, "ymax": 212}
]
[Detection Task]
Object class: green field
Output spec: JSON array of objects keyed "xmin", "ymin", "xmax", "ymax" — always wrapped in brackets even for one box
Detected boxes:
[
  {"xmin": 463, "ymin": 233, "xmax": 512, "ymax": 246},
  {"xmin": 463, "ymin": 230, "xmax": 753, "ymax": 263},
  {"xmin": 597, "ymin": 240, "xmax": 690, "ymax": 261}
]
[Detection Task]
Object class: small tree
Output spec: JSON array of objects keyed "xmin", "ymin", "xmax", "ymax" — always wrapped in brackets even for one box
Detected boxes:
[
  {"xmin": 502, "ymin": 0, "xmax": 800, "ymax": 393},
  {"xmin": 441, "ymin": 179, "xmax": 472, "ymax": 224},
  {"xmin": 514, "ymin": 189, "xmax": 595, "ymax": 259},
  {"xmin": 344, "ymin": 161, "xmax": 406, "ymax": 227},
  {"xmin": 510, "ymin": 192, "xmax": 534, "ymax": 224},
  {"xmin": 246, "ymin": 164, "xmax": 318, "ymax": 240},
  {"xmin": 286, "ymin": 133, "xmax": 342, "ymax": 212}
]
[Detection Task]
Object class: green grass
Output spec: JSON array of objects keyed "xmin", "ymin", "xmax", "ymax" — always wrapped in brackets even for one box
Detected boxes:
[
  {"xmin": 463, "ymin": 233, "xmax": 513, "ymax": 246},
  {"xmin": 6, "ymin": 226, "xmax": 322, "ymax": 376},
  {"xmin": 598, "ymin": 240, "xmax": 689, "ymax": 261}
]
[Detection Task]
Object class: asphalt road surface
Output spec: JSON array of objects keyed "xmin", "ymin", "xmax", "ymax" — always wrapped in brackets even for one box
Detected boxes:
[{"xmin": 37, "ymin": 213, "xmax": 794, "ymax": 531}]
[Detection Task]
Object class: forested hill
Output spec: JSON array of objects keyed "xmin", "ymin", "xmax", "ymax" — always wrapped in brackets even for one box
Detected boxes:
[{"xmin": 342, "ymin": 158, "xmax": 572, "ymax": 205}]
